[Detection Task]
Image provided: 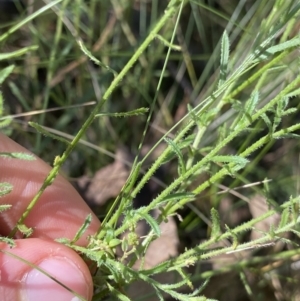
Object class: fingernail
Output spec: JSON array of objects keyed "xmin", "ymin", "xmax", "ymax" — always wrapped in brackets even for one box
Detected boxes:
[{"xmin": 22, "ymin": 256, "xmax": 89, "ymax": 301}]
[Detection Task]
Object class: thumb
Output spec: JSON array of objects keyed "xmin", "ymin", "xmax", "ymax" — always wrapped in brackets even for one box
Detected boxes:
[{"xmin": 0, "ymin": 239, "xmax": 93, "ymax": 301}]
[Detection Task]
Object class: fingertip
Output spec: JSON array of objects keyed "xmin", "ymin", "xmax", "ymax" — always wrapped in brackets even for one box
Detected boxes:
[{"xmin": 0, "ymin": 239, "xmax": 93, "ymax": 301}]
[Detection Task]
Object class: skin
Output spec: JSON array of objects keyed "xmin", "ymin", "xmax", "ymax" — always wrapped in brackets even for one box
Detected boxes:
[{"xmin": 0, "ymin": 133, "xmax": 101, "ymax": 301}]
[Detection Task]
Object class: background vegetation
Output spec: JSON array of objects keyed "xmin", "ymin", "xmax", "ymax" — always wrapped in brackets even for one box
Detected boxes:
[{"xmin": 1, "ymin": 0, "xmax": 300, "ymax": 300}]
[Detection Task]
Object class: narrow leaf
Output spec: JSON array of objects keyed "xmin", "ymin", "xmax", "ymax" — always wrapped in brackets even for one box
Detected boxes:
[
  {"xmin": 211, "ymin": 155, "xmax": 249, "ymax": 168},
  {"xmin": 0, "ymin": 152, "xmax": 35, "ymax": 161},
  {"xmin": 29, "ymin": 122, "xmax": 70, "ymax": 144},
  {"xmin": 0, "ymin": 115, "xmax": 12, "ymax": 128},
  {"xmin": 278, "ymin": 207, "xmax": 290, "ymax": 229},
  {"xmin": 291, "ymin": 229, "xmax": 300, "ymax": 238},
  {"xmin": 55, "ymin": 237, "xmax": 70, "ymax": 244},
  {"xmin": 165, "ymin": 137, "xmax": 186, "ymax": 175},
  {"xmin": 176, "ymin": 268, "xmax": 193, "ymax": 289},
  {"xmin": 77, "ymin": 40, "xmax": 117, "ymax": 77},
  {"xmin": 281, "ymin": 108, "xmax": 297, "ymax": 116},
  {"xmin": 245, "ymin": 91, "xmax": 259, "ymax": 117},
  {"xmin": 123, "ymin": 161, "xmax": 142, "ymax": 194},
  {"xmin": 274, "ymin": 133, "xmax": 300, "ymax": 139},
  {"xmin": 0, "ymin": 182, "xmax": 13, "ymax": 196},
  {"xmin": 160, "ymin": 278, "xmax": 189, "ymax": 290},
  {"xmin": 161, "ymin": 134, "xmax": 195, "ymax": 164},
  {"xmin": 225, "ymin": 224, "xmax": 239, "ymax": 249},
  {"xmin": 219, "ymin": 30, "xmax": 230, "ymax": 87},
  {"xmin": 0, "ymin": 204, "xmax": 12, "ymax": 212},
  {"xmin": 17, "ymin": 224, "xmax": 33, "ymax": 237},
  {"xmin": 159, "ymin": 192, "xmax": 195, "ymax": 205},
  {"xmin": 95, "ymin": 107, "xmax": 149, "ymax": 118},
  {"xmin": 0, "ymin": 236, "xmax": 15, "ymax": 247},
  {"xmin": 136, "ymin": 211, "xmax": 161, "ymax": 237},
  {"xmin": 232, "ymin": 93, "xmax": 259, "ymax": 130},
  {"xmin": 177, "ymin": 134, "xmax": 196, "ymax": 149},
  {"xmin": 71, "ymin": 214, "xmax": 92, "ymax": 244},
  {"xmin": 187, "ymin": 104, "xmax": 200, "ymax": 125},
  {"xmin": 0, "ymin": 65, "xmax": 15, "ymax": 84},
  {"xmin": 155, "ymin": 34, "xmax": 181, "ymax": 50},
  {"xmin": 210, "ymin": 208, "xmax": 221, "ymax": 238},
  {"xmin": 108, "ymin": 238, "xmax": 121, "ymax": 248},
  {"xmin": 260, "ymin": 113, "xmax": 272, "ymax": 133},
  {"xmin": 8, "ymin": 81, "xmax": 30, "ymax": 111},
  {"xmin": 106, "ymin": 283, "xmax": 131, "ymax": 301},
  {"xmin": 266, "ymin": 37, "xmax": 300, "ymax": 54},
  {"xmin": 0, "ymin": 45, "xmax": 38, "ymax": 61}
]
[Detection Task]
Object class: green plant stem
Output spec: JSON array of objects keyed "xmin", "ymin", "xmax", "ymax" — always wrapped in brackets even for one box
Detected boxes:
[
  {"xmin": 96, "ymin": 0, "xmax": 185, "ymax": 238},
  {"xmin": 225, "ymin": 49, "xmax": 291, "ymax": 101},
  {"xmin": 189, "ymin": 247, "xmax": 300, "ymax": 281},
  {"xmin": 8, "ymin": 0, "xmax": 185, "ymax": 238},
  {"xmin": 142, "ymin": 195, "xmax": 299, "ymax": 276},
  {"xmin": 130, "ymin": 122, "xmax": 300, "ymax": 251},
  {"xmin": 130, "ymin": 31, "xmax": 281, "ymax": 202},
  {"xmin": 169, "ymin": 75, "xmax": 300, "ymax": 203},
  {"xmin": 114, "ymin": 74, "xmax": 300, "ymax": 237},
  {"xmin": 175, "ymin": 122, "xmax": 300, "ymax": 211}
]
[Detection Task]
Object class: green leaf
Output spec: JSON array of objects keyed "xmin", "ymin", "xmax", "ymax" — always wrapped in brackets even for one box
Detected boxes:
[
  {"xmin": 245, "ymin": 91, "xmax": 259, "ymax": 119},
  {"xmin": 8, "ymin": 81, "xmax": 30, "ymax": 111},
  {"xmin": 163, "ymin": 287, "xmax": 215, "ymax": 301},
  {"xmin": 260, "ymin": 113, "xmax": 272, "ymax": 133},
  {"xmin": 165, "ymin": 137, "xmax": 186, "ymax": 175},
  {"xmin": 278, "ymin": 207, "xmax": 290, "ymax": 229},
  {"xmin": 0, "ymin": 152, "xmax": 36, "ymax": 160},
  {"xmin": 0, "ymin": 45, "xmax": 38, "ymax": 61},
  {"xmin": 0, "ymin": 91, "xmax": 12, "ymax": 128},
  {"xmin": 187, "ymin": 104, "xmax": 200, "ymax": 124},
  {"xmin": 136, "ymin": 211, "xmax": 161, "ymax": 237},
  {"xmin": 176, "ymin": 268, "xmax": 193, "ymax": 289},
  {"xmin": 0, "ymin": 182, "xmax": 13, "ymax": 196},
  {"xmin": 210, "ymin": 208, "xmax": 221, "ymax": 238},
  {"xmin": 95, "ymin": 107, "xmax": 149, "ymax": 118},
  {"xmin": 122, "ymin": 161, "xmax": 142, "ymax": 196},
  {"xmin": 155, "ymin": 34, "xmax": 181, "ymax": 50},
  {"xmin": 281, "ymin": 108, "xmax": 297, "ymax": 116},
  {"xmin": 159, "ymin": 192, "xmax": 195, "ymax": 205},
  {"xmin": 55, "ymin": 237, "xmax": 71, "ymax": 244},
  {"xmin": 272, "ymin": 97, "xmax": 288, "ymax": 132},
  {"xmin": 225, "ymin": 224, "xmax": 239, "ymax": 249},
  {"xmin": 0, "ymin": 236, "xmax": 15, "ymax": 247},
  {"xmin": 71, "ymin": 214, "xmax": 92, "ymax": 244},
  {"xmin": 177, "ymin": 134, "xmax": 196, "ymax": 149},
  {"xmin": 266, "ymin": 37, "xmax": 300, "ymax": 54},
  {"xmin": 0, "ymin": 65, "xmax": 15, "ymax": 84},
  {"xmin": 286, "ymin": 87, "xmax": 300, "ymax": 98},
  {"xmin": 274, "ymin": 133, "xmax": 300, "ymax": 139},
  {"xmin": 219, "ymin": 30, "xmax": 230, "ymax": 87},
  {"xmin": 108, "ymin": 238, "xmax": 122, "ymax": 248},
  {"xmin": 17, "ymin": 224, "xmax": 33, "ymax": 238},
  {"xmin": 106, "ymin": 283, "xmax": 131, "ymax": 301},
  {"xmin": 0, "ymin": 204, "xmax": 12, "ymax": 212},
  {"xmin": 0, "ymin": 115, "xmax": 12, "ymax": 129},
  {"xmin": 29, "ymin": 122, "xmax": 70, "ymax": 144},
  {"xmin": 187, "ymin": 104, "xmax": 219, "ymax": 127},
  {"xmin": 211, "ymin": 155, "xmax": 249, "ymax": 169},
  {"xmin": 161, "ymin": 134, "xmax": 195, "ymax": 164},
  {"xmin": 77, "ymin": 40, "xmax": 117, "ymax": 77},
  {"xmin": 160, "ymin": 278, "xmax": 190, "ymax": 290}
]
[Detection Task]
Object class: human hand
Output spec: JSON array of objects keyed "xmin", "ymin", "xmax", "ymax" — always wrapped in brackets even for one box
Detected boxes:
[{"xmin": 0, "ymin": 133, "xmax": 101, "ymax": 301}]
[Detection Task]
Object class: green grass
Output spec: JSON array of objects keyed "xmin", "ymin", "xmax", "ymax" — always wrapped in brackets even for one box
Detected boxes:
[{"xmin": 1, "ymin": 0, "xmax": 300, "ymax": 300}]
